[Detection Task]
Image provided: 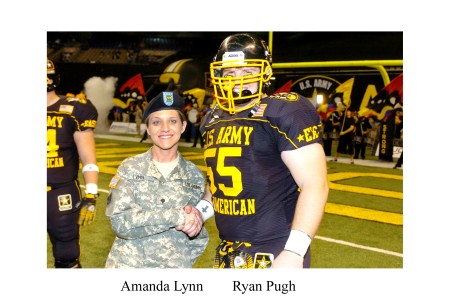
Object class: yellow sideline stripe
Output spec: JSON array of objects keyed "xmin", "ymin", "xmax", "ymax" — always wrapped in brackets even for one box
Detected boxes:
[
  {"xmin": 325, "ymin": 172, "xmax": 402, "ymax": 224},
  {"xmin": 325, "ymin": 203, "xmax": 402, "ymax": 225},
  {"xmin": 328, "ymin": 172, "xmax": 403, "ymax": 200}
]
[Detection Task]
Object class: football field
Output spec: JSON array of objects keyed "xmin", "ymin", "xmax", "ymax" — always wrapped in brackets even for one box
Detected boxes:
[{"xmin": 47, "ymin": 135, "xmax": 403, "ymax": 268}]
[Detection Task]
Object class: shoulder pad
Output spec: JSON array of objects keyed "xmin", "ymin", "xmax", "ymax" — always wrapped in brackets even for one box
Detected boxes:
[
  {"xmin": 269, "ymin": 92, "xmax": 300, "ymax": 102},
  {"xmin": 66, "ymin": 96, "xmax": 88, "ymax": 104}
]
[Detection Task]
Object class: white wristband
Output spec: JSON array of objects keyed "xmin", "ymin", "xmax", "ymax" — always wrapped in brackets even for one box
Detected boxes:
[
  {"xmin": 195, "ymin": 199, "xmax": 214, "ymax": 221},
  {"xmin": 85, "ymin": 183, "xmax": 98, "ymax": 195},
  {"xmin": 284, "ymin": 230, "xmax": 312, "ymax": 258},
  {"xmin": 82, "ymin": 163, "xmax": 99, "ymax": 173}
]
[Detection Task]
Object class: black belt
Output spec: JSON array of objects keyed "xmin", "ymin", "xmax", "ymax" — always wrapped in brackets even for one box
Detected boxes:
[{"xmin": 214, "ymin": 240, "xmax": 274, "ymax": 269}]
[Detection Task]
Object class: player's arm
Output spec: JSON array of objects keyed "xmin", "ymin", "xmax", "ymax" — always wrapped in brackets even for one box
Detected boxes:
[
  {"xmin": 197, "ymin": 183, "xmax": 214, "ymax": 220},
  {"xmin": 201, "ymin": 184, "xmax": 213, "ymax": 204},
  {"xmin": 75, "ymin": 129, "xmax": 98, "ymax": 186},
  {"xmin": 74, "ymin": 128, "xmax": 99, "ymax": 225},
  {"xmin": 273, "ymin": 143, "xmax": 329, "ymax": 268}
]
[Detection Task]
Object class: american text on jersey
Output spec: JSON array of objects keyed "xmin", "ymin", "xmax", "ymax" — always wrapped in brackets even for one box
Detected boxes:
[{"xmin": 47, "ymin": 115, "xmax": 97, "ymax": 169}]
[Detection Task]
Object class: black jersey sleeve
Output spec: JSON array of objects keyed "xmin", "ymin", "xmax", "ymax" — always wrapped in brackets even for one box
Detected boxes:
[
  {"xmin": 264, "ymin": 92, "xmax": 323, "ymax": 151},
  {"xmin": 66, "ymin": 96, "xmax": 99, "ymax": 131}
]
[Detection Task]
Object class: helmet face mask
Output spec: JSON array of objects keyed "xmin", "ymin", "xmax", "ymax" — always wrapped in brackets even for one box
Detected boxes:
[
  {"xmin": 47, "ymin": 59, "xmax": 59, "ymax": 92},
  {"xmin": 210, "ymin": 34, "xmax": 273, "ymax": 114}
]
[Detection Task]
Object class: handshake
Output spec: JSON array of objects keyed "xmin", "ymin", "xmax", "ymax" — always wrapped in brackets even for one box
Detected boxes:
[{"xmin": 176, "ymin": 200, "xmax": 214, "ymax": 237}]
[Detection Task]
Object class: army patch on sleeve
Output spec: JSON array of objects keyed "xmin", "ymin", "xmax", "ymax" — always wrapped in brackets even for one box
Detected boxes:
[
  {"xmin": 271, "ymin": 92, "xmax": 299, "ymax": 102},
  {"xmin": 109, "ymin": 176, "xmax": 120, "ymax": 188}
]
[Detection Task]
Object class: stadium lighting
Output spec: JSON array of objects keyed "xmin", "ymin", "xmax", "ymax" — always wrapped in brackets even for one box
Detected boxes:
[{"xmin": 316, "ymin": 94, "xmax": 324, "ymax": 105}]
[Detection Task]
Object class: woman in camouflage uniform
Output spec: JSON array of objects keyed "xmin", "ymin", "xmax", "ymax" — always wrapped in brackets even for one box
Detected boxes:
[{"xmin": 105, "ymin": 91, "xmax": 209, "ymax": 268}]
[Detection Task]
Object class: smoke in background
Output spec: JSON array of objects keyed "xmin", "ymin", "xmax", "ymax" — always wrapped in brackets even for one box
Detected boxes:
[{"xmin": 84, "ymin": 76, "xmax": 118, "ymax": 133}]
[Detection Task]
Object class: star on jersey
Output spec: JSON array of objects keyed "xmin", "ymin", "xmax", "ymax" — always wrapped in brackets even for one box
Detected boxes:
[
  {"xmin": 298, "ymin": 124, "xmax": 322, "ymax": 143},
  {"xmin": 255, "ymin": 256, "xmax": 270, "ymax": 268}
]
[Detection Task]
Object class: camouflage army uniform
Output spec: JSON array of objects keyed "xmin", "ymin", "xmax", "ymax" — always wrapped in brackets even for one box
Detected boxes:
[{"xmin": 105, "ymin": 149, "xmax": 209, "ymax": 268}]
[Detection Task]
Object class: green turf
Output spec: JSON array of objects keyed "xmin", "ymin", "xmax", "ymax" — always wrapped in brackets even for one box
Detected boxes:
[
  {"xmin": 47, "ymin": 136, "xmax": 403, "ymax": 268},
  {"xmin": 337, "ymin": 176, "xmax": 402, "ymax": 192},
  {"xmin": 317, "ymin": 214, "xmax": 403, "ymax": 253},
  {"xmin": 328, "ymin": 190, "xmax": 403, "ymax": 214},
  {"xmin": 311, "ymin": 239, "xmax": 403, "ymax": 268}
]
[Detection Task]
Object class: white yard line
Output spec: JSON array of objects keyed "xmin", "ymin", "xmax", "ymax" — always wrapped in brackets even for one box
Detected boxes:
[{"xmin": 315, "ymin": 235, "xmax": 403, "ymax": 257}]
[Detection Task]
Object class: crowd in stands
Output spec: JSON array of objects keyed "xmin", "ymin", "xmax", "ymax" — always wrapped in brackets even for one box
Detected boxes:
[{"xmin": 47, "ymin": 33, "xmax": 182, "ymax": 65}]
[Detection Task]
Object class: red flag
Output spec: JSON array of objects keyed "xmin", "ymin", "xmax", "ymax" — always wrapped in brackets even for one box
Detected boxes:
[
  {"xmin": 119, "ymin": 73, "xmax": 145, "ymax": 96},
  {"xmin": 363, "ymin": 73, "xmax": 403, "ymax": 121},
  {"xmin": 383, "ymin": 73, "xmax": 403, "ymax": 105},
  {"xmin": 274, "ymin": 80, "xmax": 292, "ymax": 94},
  {"xmin": 116, "ymin": 73, "xmax": 146, "ymax": 108}
]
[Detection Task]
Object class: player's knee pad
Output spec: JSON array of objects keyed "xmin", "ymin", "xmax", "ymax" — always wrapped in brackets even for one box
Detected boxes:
[
  {"xmin": 55, "ymin": 258, "xmax": 82, "ymax": 268},
  {"xmin": 52, "ymin": 234, "xmax": 80, "ymax": 262},
  {"xmin": 55, "ymin": 213, "xmax": 80, "ymax": 240}
]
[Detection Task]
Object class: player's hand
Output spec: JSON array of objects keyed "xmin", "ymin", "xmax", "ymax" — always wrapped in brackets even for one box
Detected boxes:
[
  {"xmin": 76, "ymin": 193, "xmax": 97, "ymax": 226},
  {"xmin": 176, "ymin": 205, "xmax": 203, "ymax": 237},
  {"xmin": 271, "ymin": 250, "xmax": 304, "ymax": 268}
]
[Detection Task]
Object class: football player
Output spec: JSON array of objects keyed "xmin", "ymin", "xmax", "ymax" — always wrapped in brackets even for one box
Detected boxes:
[
  {"xmin": 200, "ymin": 33, "xmax": 329, "ymax": 268},
  {"xmin": 47, "ymin": 59, "xmax": 99, "ymax": 268}
]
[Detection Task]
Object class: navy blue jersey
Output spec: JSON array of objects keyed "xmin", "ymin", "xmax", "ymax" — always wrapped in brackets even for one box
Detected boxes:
[
  {"xmin": 200, "ymin": 92, "xmax": 323, "ymax": 250},
  {"xmin": 47, "ymin": 95, "xmax": 98, "ymax": 185}
]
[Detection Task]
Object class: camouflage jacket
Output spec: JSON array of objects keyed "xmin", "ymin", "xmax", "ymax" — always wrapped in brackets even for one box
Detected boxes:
[{"xmin": 105, "ymin": 149, "xmax": 208, "ymax": 268}]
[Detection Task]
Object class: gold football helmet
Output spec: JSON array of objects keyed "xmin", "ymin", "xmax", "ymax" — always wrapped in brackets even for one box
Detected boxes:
[
  {"xmin": 210, "ymin": 33, "xmax": 273, "ymax": 115},
  {"xmin": 47, "ymin": 59, "xmax": 59, "ymax": 92}
]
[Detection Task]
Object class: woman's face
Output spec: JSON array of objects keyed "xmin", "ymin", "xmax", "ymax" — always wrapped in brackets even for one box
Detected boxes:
[{"xmin": 146, "ymin": 110, "xmax": 186, "ymax": 151}]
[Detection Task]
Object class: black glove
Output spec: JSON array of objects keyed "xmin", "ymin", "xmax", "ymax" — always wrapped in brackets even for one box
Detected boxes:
[{"xmin": 76, "ymin": 193, "xmax": 97, "ymax": 226}]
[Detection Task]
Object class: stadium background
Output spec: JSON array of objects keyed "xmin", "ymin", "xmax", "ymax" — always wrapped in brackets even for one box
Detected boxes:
[{"xmin": 47, "ymin": 31, "xmax": 403, "ymax": 112}]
